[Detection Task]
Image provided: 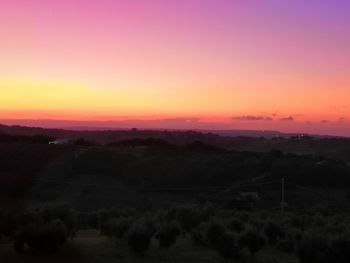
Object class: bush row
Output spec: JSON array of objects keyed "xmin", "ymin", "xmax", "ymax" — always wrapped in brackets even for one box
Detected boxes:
[{"xmin": 3, "ymin": 204, "xmax": 350, "ymax": 261}]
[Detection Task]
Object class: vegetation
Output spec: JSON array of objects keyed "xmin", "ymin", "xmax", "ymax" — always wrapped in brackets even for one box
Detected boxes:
[
  {"xmin": 155, "ymin": 221, "xmax": 180, "ymax": 249},
  {"xmin": 1, "ymin": 126, "xmax": 350, "ymax": 262},
  {"xmin": 3, "ymin": 205, "xmax": 350, "ymax": 262},
  {"xmin": 14, "ymin": 219, "xmax": 68, "ymax": 254},
  {"xmin": 127, "ymin": 222, "xmax": 154, "ymax": 256}
]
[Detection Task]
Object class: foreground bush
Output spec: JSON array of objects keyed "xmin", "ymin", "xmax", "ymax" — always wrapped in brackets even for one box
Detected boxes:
[
  {"xmin": 206, "ymin": 220, "xmax": 226, "ymax": 249},
  {"xmin": 228, "ymin": 218, "xmax": 245, "ymax": 233},
  {"xmin": 39, "ymin": 204, "xmax": 76, "ymax": 238},
  {"xmin": 101, "ymin": 217, "xmax": 131, "ymax": 238},
  {"xmin": 297, "ymin": 233, "xmax": 332, "ymax": 263},
  {"xmin": 176, "ymin": 207, "xmax": 202, "ymax": 233},
  {"xmin": 264, "ymin": 221, "xmax": 285, "ymax": 246},
  {"xmin": 14, "ymin": 219, "xmax": 68, "ymax": 254},
  {"xmin": 205, "ymin": 220, "xmax": 242, "ymax": 260},
  {"xmin": 191, "ymin": 222, "xmax": 208, "ymax": 247},
  {"xmin": 331, "ymin": 233, "xmax": 350, "ymax": 263},
  {"xmin": 275, "ymin": 231, "xmax": 296, "ymax": 253},
  {"xmin": 215, "ymin": 232, "xmax": 241, "ymax": 260},
  {"xmin": 0, "ymin": 212, "xmax": 16, "ymax": 238},
  {"xmin": 127, "ymin": 223, "xmax": 154, "ymax": 256},
  {"xmin": 239, "ymin": 229, "xmax": 266, "ymax": 255},
  {"xmin": 155, "ymin": 221, "xmax": 180, "ymax": 249}
]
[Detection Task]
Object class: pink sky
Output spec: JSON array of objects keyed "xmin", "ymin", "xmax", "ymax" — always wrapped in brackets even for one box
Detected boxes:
[{"xmin": 0, "ymin": 0, "xmax": 349, "ymax": 135}]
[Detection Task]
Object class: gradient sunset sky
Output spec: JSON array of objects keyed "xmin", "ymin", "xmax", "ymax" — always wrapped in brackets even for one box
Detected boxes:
[{"xmin": 1, "ymin": 0, "xmax": 349, "ymax": 135}]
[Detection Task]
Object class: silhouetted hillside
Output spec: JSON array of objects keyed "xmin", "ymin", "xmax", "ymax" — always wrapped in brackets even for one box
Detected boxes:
[
  {"xmin": 1, "ymin": 123, "xmax": 349, "ymax": 161},
  {"xmin": 1, "ymin": 130, "xmax": 350, "ymax": 211}
]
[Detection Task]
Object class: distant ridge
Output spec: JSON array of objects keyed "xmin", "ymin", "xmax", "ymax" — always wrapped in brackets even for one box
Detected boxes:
[
  {"xmin": 0, "ymin": 122, "xmax": 343, "ymax": 142},
  {"xmin": 0, "ymin": 118, "xmax": 347, "ymax": 138},
  {"xmin": 0, "ymin": 122, "xmax": 294, "ymax": 138}
]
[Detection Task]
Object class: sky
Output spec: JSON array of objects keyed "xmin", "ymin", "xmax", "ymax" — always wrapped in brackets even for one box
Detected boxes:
[{"xmin": 0, "ymin": 0, "xmax": 349, "ymax": 135}]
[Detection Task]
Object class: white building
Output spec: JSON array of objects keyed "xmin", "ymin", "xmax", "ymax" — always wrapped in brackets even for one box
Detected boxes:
[{"xmin": 49, "ymin": 139, "xmax": 70, "ymax": 145}]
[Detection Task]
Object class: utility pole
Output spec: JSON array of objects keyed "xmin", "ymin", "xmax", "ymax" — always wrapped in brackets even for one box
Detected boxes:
[{"xmin": 281, "ymin": 177, "xmax": 285, "ymax": 214}]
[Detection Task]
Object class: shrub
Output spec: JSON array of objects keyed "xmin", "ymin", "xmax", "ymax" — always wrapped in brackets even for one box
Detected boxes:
[
  {"xmin": 297, "ymin": 232, "xmax": 332, "ymax": 263},
  {"xmin": 39, "ymin": 204, "xmax": 76, "ymax": 238},
  {"xmin": 206, "ymin": 220, "xmax": 226, "ymax": 249},
  {"xmin": 0, "ymin": 212, "xmax": 16, "ymax": 238},
  {"xmin": 50, "ymin": 219, "xmax": 68, "ymax": 246},
  {"xmin": 264, "ymin": 221, "xmax": 285, "ymax": 246},
  {"xmin": 249, "ymin": 219, "xmax": 265, "ymax": 231},
  {"xmin": 98, "ymin": 208, "xmax": 121, "ymax": 227},
  {"xmin": 275, "ymin": 232, "xmax": 296, "ymax": 253},
  {"xmin": 101, "ymin": 217, "xmax": 131, "ymax": 238},
  {"xmin": 80, "ymin": 211, "xmax": 98, "ymax": 229},
  {"xmin": 239, "ymin": 229, "xmax": 266, "ymax": 255},
  {"xmin": 143, "ymin": 217, "xmax": 157, "ymax": 237},
  {"xmin": 215, "ymin": 232, "xmax": 241, "ymax": 260},
  {"xmin": 325, "ymin": 222, "xmax": 347, "ymax": 235},
  {"xmin": 17, "ymin": 211, "xmax": 40, "ymax": 226},
  {"xmin": 176, "ymin": 207, "xmax": 203, "ymax": 232},
  {"xmin": 14, "ymin": 219, "xmax": 68, "ymax": 254},
  {"xmin": 236, "ymin": 211, "xmax": 250, "ymax": 222},
  {"xmin": 191, "ymin": 222, "xmax": 208, "ymax": 247},
  {"xmin": 155, "ymin": 221, "xmax": 180, "ymax": 249},
  {"xmin": 127, "ymin": 223, "xmax": 154, "ymax": 256},
  {"xmin": 163, "ymin": 208, "xmax": 177, "ymax": 221},
  {"xmin": 331, "ymin": 233, "xmax": 350, "ymax": 263},
  {"xmin": 228, "ymin": 218, "xmax": 245, "ymax": 233}
]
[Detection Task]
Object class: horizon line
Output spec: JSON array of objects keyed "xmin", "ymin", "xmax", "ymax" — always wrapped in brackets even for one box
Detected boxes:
[{"xmin": 0, "ymin": 119, "xmax": 348, "ymax": 138}]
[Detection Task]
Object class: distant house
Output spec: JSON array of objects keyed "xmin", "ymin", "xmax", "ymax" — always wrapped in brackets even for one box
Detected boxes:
[
  {"xmin": 316, "ymin": 160, "xmax": 330, "ymax": 166},
  {"xmin": 49, "ymin": 139, "xmax": 70, "ymax": 145}
]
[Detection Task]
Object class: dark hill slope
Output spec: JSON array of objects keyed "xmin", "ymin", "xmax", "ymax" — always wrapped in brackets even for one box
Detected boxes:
[{"xmin": 1, "ymin": 124, "xmax": 350, "ymax": 161}]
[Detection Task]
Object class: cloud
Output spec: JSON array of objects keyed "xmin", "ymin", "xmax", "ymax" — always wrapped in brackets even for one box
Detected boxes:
[
  {"xmin": 330, "ymin": 105, "xmax": 349, "ymax": 111},
  {"xmin": 160, "ymin": 118, "xmax": 201, "ymax": 123},
  {"xmin": 279, "ymin": 116, "xmax": 294, "ymax": 121},
  {"xmin": 232, "ymin": 115, "xmax": 273, "ymax": 121},
  {"xmin": 320, "ymin": 120, "xmax": 330, "ymax": 123}
]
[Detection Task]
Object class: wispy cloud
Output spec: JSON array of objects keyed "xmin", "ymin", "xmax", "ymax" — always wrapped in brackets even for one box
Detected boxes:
[
  {"xmin": 330, "ymin": 105, "xmax": 349, "ymax": 111},
  {"xmin": 232, "ymin": 115, "xmax": 273, "ymax": 121},
  {"xmin": 279, "ymin": 116, "xmax": 294, "ymax": 121}
]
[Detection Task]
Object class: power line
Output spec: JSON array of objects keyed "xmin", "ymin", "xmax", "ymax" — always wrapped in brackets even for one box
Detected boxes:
[
  {"xmin": 29, "ymin": 189, "xmax": 183, "ymax": 206},
  {"xmin": 229, "ymin": 180, "xmax": 280, "ymax": 189},
  {"xmin": 286, "ymin": 182, "xmax": 332, "ymax": 198}
]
